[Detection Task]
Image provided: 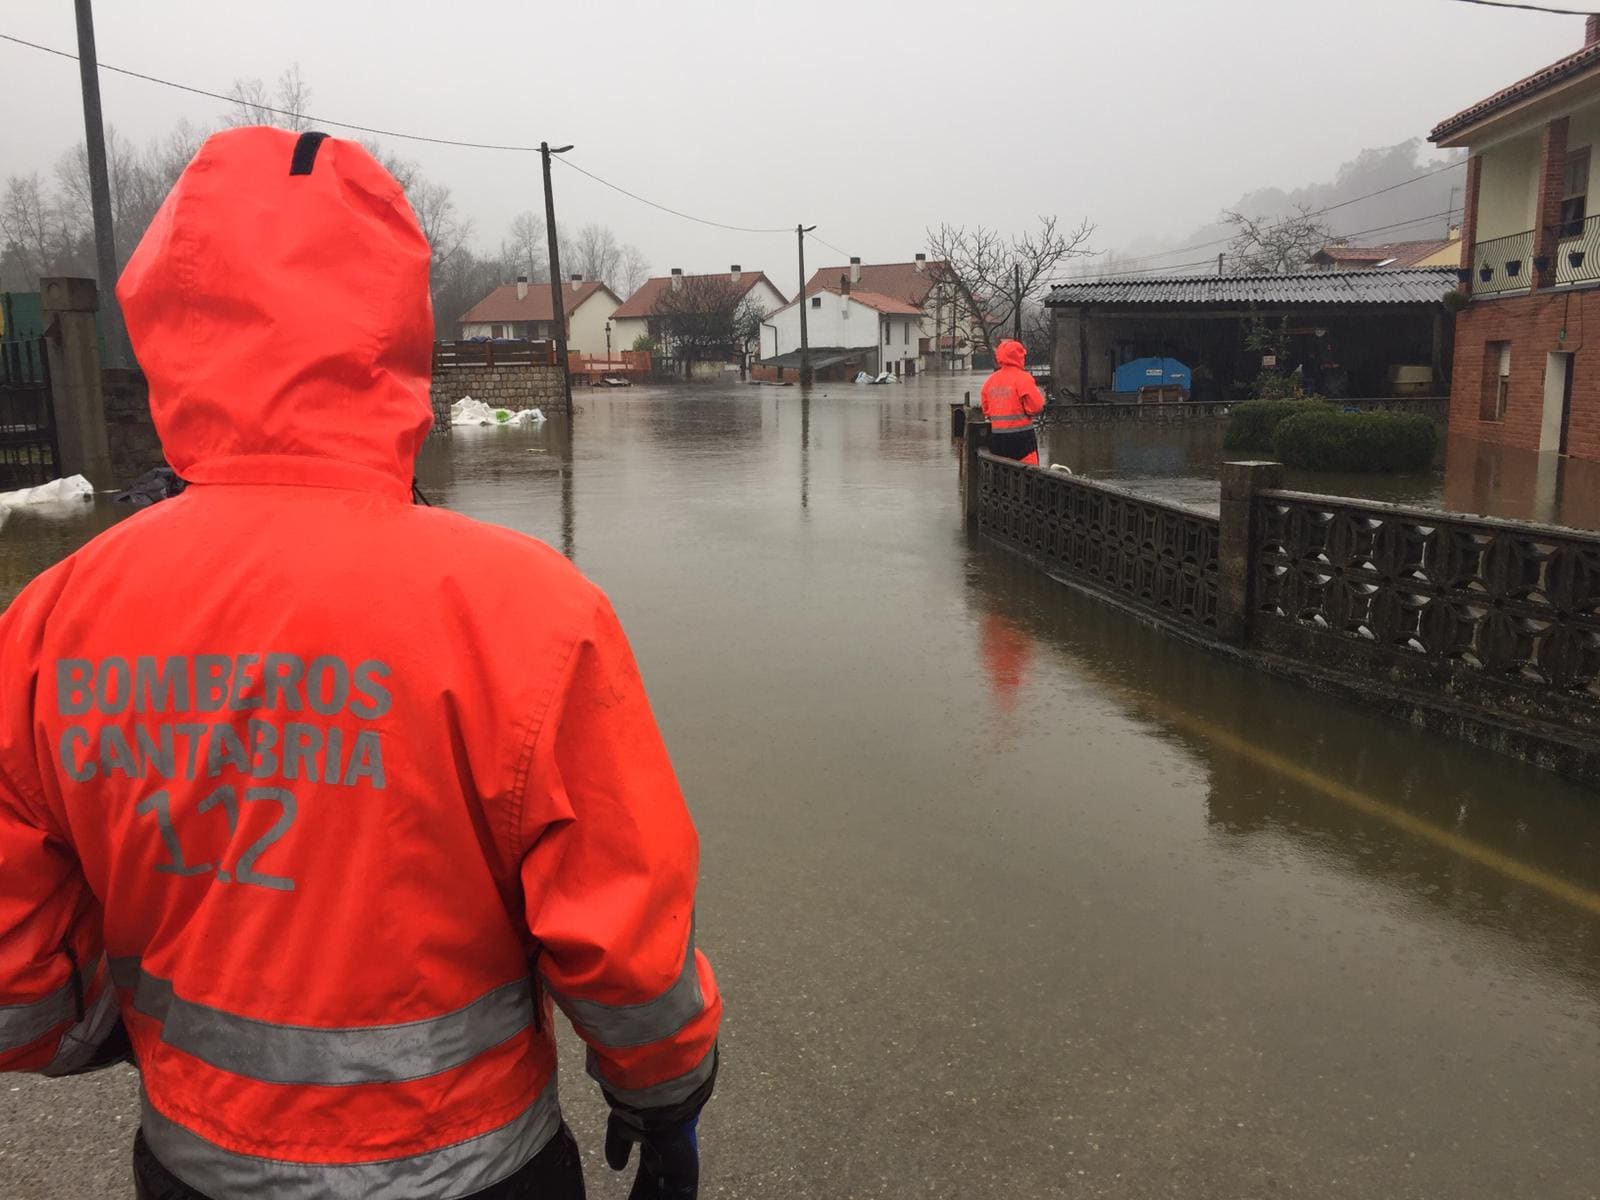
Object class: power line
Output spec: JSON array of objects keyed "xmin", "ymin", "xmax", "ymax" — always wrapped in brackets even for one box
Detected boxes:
[
  {"xmin": 552, "ymin": 158, "xmax": 789, "ymax": 235},
  {"xmin": 1101, "ymin": 161, "xmax": 1469, "ymax": 271},
  {"xmin": 806, "ymin": 231, "xmax": 852, "ymax": 260},
  {"xmin": 0, "ymin": 30, "xmax": 800, "ymax": 238},
  {"xmin": 1050, "ymin": 208, "xmax": 1463, "ymax": 285},
  {"xmin": 1443, "ymin": 0, "xmax": 1597, "ymax": 14}
]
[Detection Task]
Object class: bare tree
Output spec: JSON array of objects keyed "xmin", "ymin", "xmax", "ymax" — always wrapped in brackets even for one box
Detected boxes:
[
  {"xmin": 925, "ymin": 215, "xmax": 1095, "ymax": 352},
  {"xmin": 225, "ymin": 64, "xmax": 313, "ymax": 130},
  {"xmin": 1222, "ymin": 204, "xmax": 1332, "ymax": 274},
  {"xmin": 617, "ymin": 243, "xmax": 650, "ymax": 296},
  {"xmin": 0, "ymin": 172, "xmax": 88, "ymax": 289},
  {"xmin": 499, "ymin": 210, "xmax": 547, "ymax": 283},
  {"xmin": 651, "ymin": 276, "xmax": 766, "ymax": 372},
  {"xmin": 562, "ymin": 222, "xmax": 648, "ymax": 293}
]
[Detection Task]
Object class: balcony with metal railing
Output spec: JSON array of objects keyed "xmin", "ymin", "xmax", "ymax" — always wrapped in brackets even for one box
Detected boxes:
[
  {"xmin": 1469, "ymin": 229, "xmax": 1534, "ymax": 296},
  {"xmin": 1550, "ymin": 212, "xmax": 1600, "ymax": 287}
]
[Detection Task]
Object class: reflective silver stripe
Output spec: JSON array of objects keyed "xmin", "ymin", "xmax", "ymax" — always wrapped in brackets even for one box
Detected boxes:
[
  {"xmin": 111, "ymin": 957, "xmax": 534, "ymax": 1086},
  {"xmin": 43, "ymin": 976, "xmax": 123, "ymax": 1076},
  {"xmin": 0, "ymin": 979, "xmax": 78, "ymax": 1055},
  {"xmin": 544, "ymin": 926, "xmax": 703, "ymax": 1049},
  {"xmin": 141, "ymin": 1080, "xmax": 561, "ymax": 1200},
  {"xmin": 588, "ymin": 1044, "xmax": 716, "ymax": 1109}
]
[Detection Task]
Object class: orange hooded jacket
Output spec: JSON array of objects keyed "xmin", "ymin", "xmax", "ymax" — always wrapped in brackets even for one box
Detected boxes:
[
  {"xmin": 0, "ymin": 128, "xmax": 719, "ymax": 1197},
  {"xmin": 980, "ymin": 339, "xmax": 1045, "ymax": 435}
]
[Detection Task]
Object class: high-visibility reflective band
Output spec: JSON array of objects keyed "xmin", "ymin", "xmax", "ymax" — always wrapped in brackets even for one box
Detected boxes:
[
  {"xmin": 44, "ymin": 978, "xmax": 123, "ymax": 1076},
  {"xmin": 0, "ymin": 979, "xmax": 77, "ymax": 1055},
  {"xmin": 543, "ymin": 928, "xmax": 702, "ymax": 1050},
  {"xmin": 110, "ymin": 958, "xmax": 534, "ymax": 1086},
  {"xmin": 589, "ymin": 1044, "xmax": 716, "ymax": 1109},
  {"xmin": 140, "ymin": 1081, "xmax": 561, "ymax": 1200},
  {"xmin": 989, "ymin": 416, "xmax": 1032, "ymax": 429}
]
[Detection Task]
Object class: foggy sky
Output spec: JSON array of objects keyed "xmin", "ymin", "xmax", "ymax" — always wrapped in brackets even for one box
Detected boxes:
[{"xmin": 2, "ymin": 0, "xmax": 1579, "ymax": 296}]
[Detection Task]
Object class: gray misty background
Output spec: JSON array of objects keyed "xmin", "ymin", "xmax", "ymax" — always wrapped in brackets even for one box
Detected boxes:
[{"xmin": 0, "ymin": 0, "xmax": 1579, "ymax": 306}]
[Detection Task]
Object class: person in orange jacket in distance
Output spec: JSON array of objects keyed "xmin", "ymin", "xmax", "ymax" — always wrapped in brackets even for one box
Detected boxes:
[{"xmin": 981, "ymin": 338, "xmax": 1046, "ymax": 465}]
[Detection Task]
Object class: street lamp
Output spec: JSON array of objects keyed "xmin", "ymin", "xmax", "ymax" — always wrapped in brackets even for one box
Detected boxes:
[{"xmin": 605, "ymin": 320, "xmax": 612, "ymax": 364}]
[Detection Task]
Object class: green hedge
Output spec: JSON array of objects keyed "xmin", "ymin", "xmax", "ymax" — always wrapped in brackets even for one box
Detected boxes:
[
  {"xmin": 1271, "ymin": 409, "xmax": 1438, "ymax": 473},
  {"xmin": 1222, "ymin": 399, "xmax": 1330, "ymax": 452}
]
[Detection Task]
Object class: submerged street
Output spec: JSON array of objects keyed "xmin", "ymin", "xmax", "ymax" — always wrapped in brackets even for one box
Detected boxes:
[{"xmin": 3, "ymin": 377, "xmax": 1598, "ymax": 1198}]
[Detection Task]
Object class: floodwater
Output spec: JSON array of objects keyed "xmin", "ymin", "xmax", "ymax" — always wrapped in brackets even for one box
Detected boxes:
[
  {"xmin": 1039, "ymin": 419, "xmax": 1600, "ymax": 529},
  {"xmin": 3, "ymin": 376, "xmax": 1600, "ymax": 1198}
]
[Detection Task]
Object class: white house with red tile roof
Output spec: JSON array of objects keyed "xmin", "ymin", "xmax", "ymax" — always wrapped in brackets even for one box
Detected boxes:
[
  {"xmin": 759, "ymin": 282, "xmax": 928, "ymax": 377},
  {"xmin": 801, "ymin": 255, "xmax": 961, "ymax": 371},
  {"xmin": 1306, "ymin": 237, "xmax": 1463, "ymax": 271},
  {"xmin": 609, "ymin": 267, "xmax": 788, "ymax": 360},
  {"xmin": 457, "ymin": 276, "xmax": 622, "ymax": 354}
]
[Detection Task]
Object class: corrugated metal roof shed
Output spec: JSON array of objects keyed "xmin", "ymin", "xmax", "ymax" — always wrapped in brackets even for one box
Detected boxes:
[{"xmin": 1044, "ymin": 268, "xmax": 1457, "ymax": 308}]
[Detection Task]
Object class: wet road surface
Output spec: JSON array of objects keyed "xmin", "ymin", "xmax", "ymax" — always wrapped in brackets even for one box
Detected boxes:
[{"xmin": 2, "ymin": 377, "xmax": 1599, "ymax": 1198}]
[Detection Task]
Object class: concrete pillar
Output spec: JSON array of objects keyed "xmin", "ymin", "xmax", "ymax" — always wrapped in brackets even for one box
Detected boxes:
[
  {"xmin": 1217, "ymin": 460, "xmax": 1284, "ymax": 647},
  {"xmin": 962, "ymin": 415, "xmax": 991, "ymax": 526},
  {"xmin": 41, "ymin": 276, "xmax": 113, "ymax": 487}
]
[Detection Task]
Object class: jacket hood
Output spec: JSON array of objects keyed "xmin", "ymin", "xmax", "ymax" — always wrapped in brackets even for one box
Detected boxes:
[
  {"xmin": 117, "ymin": 128, "xmax": 434, "ymax": 499},
  {"xmin": 996, "ymin": 339, "xmax": 1027, "ymax": 370}
]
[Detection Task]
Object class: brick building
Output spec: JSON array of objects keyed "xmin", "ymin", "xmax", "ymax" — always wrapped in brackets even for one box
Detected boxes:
[{"xmin": 1432, "ymin": 15, "xmax": 1600, "ymax": 462}]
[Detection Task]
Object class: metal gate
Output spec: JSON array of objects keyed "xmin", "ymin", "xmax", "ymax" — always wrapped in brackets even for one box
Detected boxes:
[{"xmin": 0, "ymin": 337, "xmax": 60, "ymax": 489}]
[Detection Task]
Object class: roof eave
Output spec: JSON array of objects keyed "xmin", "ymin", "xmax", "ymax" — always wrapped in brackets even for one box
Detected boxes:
[{"xmin": 1431, "ymin": 56, "xmax": 1600, "ymax": 147}]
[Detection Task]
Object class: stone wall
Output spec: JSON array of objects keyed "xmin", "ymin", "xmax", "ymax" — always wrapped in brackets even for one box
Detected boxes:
[
  {"xmin": 431, "ymin": 363, "xmax": 569, "ymax": 417},
  {"xmin": 102, "ymin": 368, "xmax": 165, "ymax": 483}
]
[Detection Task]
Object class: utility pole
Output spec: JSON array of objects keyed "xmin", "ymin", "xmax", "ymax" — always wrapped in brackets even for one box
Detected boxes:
[
  {"xmin": 1012, "ymin": 263, "xmax": 1023, "ymax": 342},
  {"xmin": 541, "ymin": 142, "xmax": 574, "ymax": 410},
  {"xmin": 1217, "ymin": 252, "xmax": 1225, "ymax": 276},
  {"xmin": 797, "ymin": 224, "xmax": 816, "ymax": 385},
  {"xmin": 73, "ymin": 0, "xmax": 126, "ymax": 366}
]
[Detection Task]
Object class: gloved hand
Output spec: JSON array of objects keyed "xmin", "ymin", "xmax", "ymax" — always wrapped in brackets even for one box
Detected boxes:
[{"xmin": 605, "ymin": 1111, "xmax": 700, "ymax": 1200}]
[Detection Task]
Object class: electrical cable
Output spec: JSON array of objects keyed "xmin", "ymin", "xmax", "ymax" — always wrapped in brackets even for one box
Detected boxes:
[
  {"xmin": 1443, "ymin": 0, "xmax": 1597, "ymax": 15},
  {"xmin": 0, "ymin": 31, "xmax": 799, "ymax": 237}
]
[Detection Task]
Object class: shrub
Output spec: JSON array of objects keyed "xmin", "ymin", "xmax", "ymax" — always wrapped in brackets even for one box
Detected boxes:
[
  {"xmin": 1271, "ymin": 409, "xmax": 1438, "ymax": 473},
  {"xmin": 1223, "ymin": 398, "xmax": 1331, "ymax": 452}
]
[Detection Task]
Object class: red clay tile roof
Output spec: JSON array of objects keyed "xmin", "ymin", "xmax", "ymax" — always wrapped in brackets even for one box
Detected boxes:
[
  {"xmin": 458, "ymin": 280, "xmax": 618, "ymax": 324},
  {"xmin": 810, "ymin": 285, "xmax": 925, "ymax": 316},
  {"xmin": 804, "ymin": 260, "xmax": 945, "ymax": 309},
  {"xmin": 1431, "ymin": 42, "xmax": 1600, "ymax": 143},
  {"xmin": 612, "ymin": 271, "xmax": 786, "ymax": 319},
  {"xmin": 1309, "ymin": 239, "xmax": 1461, "ymax": 268}
]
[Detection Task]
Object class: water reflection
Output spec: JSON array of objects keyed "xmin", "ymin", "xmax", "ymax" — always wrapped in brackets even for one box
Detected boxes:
[
  {"xmin": 1036, "ymin": 421, "xmax": 1600, "ymax": 529},
  {"xmin": 963, "ymin": 549, "xmax": 1600, "ymax": 994}
]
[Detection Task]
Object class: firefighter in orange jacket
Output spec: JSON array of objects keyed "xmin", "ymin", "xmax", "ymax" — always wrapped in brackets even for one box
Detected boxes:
[
  {"xmin": 980, "ymin": 339, "xmax": 1046, "ymax": 465},
  {"xmin": 0, "ymin": 128, "xmax": 720, "ymax": 1200}
]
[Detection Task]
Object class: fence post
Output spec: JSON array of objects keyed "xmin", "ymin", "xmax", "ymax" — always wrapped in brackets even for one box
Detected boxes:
[
  {"xmin": 41, "ymin": 276, "xmax": 114, "ymax": 487},
  {"xmin": 962, "ymin": 417, "xmax": 991, "ymax": 526},
  {"xmin": 1217, "ymin": 461, "xmax": 1283, "ymax": 647}
]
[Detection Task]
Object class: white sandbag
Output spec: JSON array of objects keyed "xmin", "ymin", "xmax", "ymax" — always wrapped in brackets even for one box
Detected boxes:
[
  {"xmin": 451, "ymin": 397, "xmax": 545, "ymax": 427},
  {"xmin": 0, "ymin": 474, "xmax": 94, "ymax": 508}
]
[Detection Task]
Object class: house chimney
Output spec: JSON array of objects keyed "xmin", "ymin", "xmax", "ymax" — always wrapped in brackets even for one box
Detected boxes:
[
  {"xmin": 850, "ymin": 256, "xmax": 861, "ymax": 285},
  {"xmin": 516, "ymin": 275, "xmax": 528, "ymax": 301},
  {"xmin": 914, "ymin": 253, "xmax": 926, "ymax": 273},
  {"xmin": 730, "ymin": 264, "xmax": 742, "ymax": 283},
  {"xmin": 570, "ymin": 273, "xmax": 583, "ymax": 291},
  {"xmin": 670, "ymin": 267, "xmax": 683, "ymax": 291},
  {"xmin": 1588, "ymin": 13, "xmax": 1599, "ymax": 45}
]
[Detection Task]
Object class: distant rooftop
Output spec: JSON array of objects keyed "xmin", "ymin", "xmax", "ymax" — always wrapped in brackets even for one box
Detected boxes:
[
  {"xmin": 1044, "ymin": 267, "xmax": 1458, "ymax": 308},
  {"xmin": 1307, "ymin": 239, "xmax": 1460, "ymax": 269}
]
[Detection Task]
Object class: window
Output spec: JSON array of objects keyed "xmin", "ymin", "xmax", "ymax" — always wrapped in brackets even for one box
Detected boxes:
[
  {"xmin": 811, "ymin": 296, "xmax": 822, "ymax": 309},
  {"xmin": 903, "ymin": 322, "xmax": 909, "ymax": 345},
  {"xmin": 1481, "ymin": 341, "xmax": 1510, "ymax": 422},
  {"xmin": 884, "ymin": 322, "xmax": 891, "ymax": 346},
  {"xmin": 1561, "ymin": 148, "xmax": 1590, "ymax": 239},
  {"xmin": 491, "ymin": 324, "xmax": 505, "ymax": 339}
]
